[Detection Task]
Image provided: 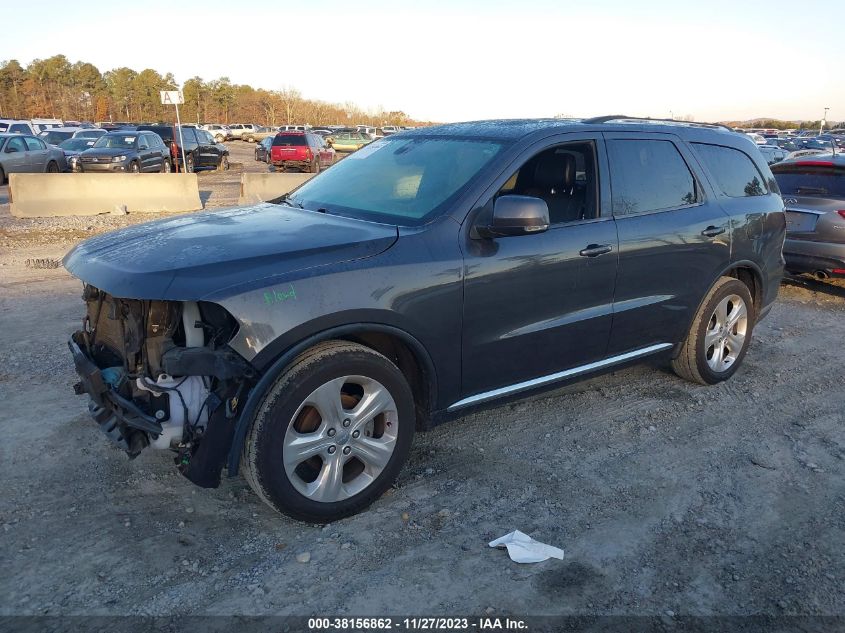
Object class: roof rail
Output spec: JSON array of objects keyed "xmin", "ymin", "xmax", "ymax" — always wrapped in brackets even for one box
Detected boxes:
[{"xmin": 583, "ymin": 115, "xmax": 735, "ymax": 133}]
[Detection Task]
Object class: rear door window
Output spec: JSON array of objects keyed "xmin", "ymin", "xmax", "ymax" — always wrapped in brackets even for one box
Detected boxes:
[
  {"xmin": 607, "ymin": 139, "xmax": 698, "ymax": 215},
  {"xmin": 24, "ymin": 136, "xmax": 45, "ymax": 151},
  {"xmin": 693, "ymin": 143, "xmax": 768, "ymax": 197}
]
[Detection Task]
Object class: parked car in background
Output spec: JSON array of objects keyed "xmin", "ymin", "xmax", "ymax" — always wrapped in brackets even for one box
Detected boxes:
[
  {"xmin": 195, "ymin": 127, "xmax": 230, "ymax": 171},
  {"xmin": 269, "ymin": 131, "xmax": 334, "ymax": 173},
  {"xmin": 63, "ymin": 117, "xmax": 785, "ymax": 522},
  {"xmin": 58, "ymin": 137, "xmax": 98, "ymax": 172},
  {"xmin": 243, "ymin": 126, "xmax": 277, "ymax": 143},
  {"xmin": 327, "ymin": 129, "xmax": 374, "ymax": 152},
  {"xmin": 757, "ymin": 144, "xmax": 788, "ymax": 165},
  {"xmin": 255, "ymin": 136, "xmax": 272, "ymax": 163},
  {"xmin": 77, "ymin": 131, "xmax": 171, "ymax": 173},
  {"xmin": 0, "ymin": 119, "xmax": 37, "ymax": 135},
  {"xmin": 311, "ymin": 128, "xmax": 334, "ymax": 137},
  {"xmin": 356, "ymin": 126, "xmax": 381, "ymax": 139},
  {"xmin": 136, "ymin": 125, "xmax": 226, "ymax": 172},
  {"xmin": 381, "ymin": 126, "xmax": 402, "ymax": 135},
  {"xmin": 279, "ymin": 125, "xmax": 311, "ymax": 133},
  {"xmin": 30, "ymin": 118, "xmax": 63, "ymax": 133},
  {"xmin": 228, "ymin": 123, "xmax": 260, "ymax": 140},
  {"xmin": 0, "ymin": 133, "xmax": 66, "ymax": 182},
  {"xmin": 745, "ymin": 132, "xmax": 767, "ymax": 145},
  {"xmin": 199, "ymin": 124, "xmax": 231, "ymax": 143},
  {"xmin": 772, "ymin": 154, "xmax": 845, "ymax": 279}
]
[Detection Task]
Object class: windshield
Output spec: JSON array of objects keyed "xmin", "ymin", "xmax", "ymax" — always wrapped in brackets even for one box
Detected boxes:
[
  {"xmin": 39, "ymin": 130, "xmax": 74, "ymax": 145},
  {"xmin": 94, "ymin": 135, "xmax": 137, "ymax": 149},
  {"xmin": 286, "ymin": 136, "xmax": 508, "ymax": 225},
  {"xmin": 772, "ymin": 163, "xmax": 845, "ymax": 197},
  {"xmin": 59, "ymin": 138, "xmax": 96, "ymax": 151}
]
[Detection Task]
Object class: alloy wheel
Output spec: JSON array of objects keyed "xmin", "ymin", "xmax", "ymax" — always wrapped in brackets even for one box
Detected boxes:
[
  {"xmin": 282, "ymin": 376, "xmax": 399, "ymax": 502},
  {"xmin": 704, "ymin": 294, "xmax": 748, "ymax": 372}
]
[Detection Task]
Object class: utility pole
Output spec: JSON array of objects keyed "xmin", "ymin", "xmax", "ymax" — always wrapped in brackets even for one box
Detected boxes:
[{"xmin": 820, "ymin": 107, "xmax": 829, "ymax": 135}]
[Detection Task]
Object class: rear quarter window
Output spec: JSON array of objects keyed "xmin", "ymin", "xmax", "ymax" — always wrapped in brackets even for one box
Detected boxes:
[
  {"xmin": 607, "ymin": 139, "xmax": 698, "ymax": 215},
  {"xmin": 693, "ymin": 143, "xmax": 768, "ymax": 197}
]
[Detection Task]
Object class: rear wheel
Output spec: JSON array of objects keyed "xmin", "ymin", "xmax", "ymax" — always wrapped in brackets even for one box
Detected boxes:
[
  {"xmin": 161, "ymin": 159, "xmax": 172, "ymax": 173},
  {"xmin": 672, "ymin": 277, "xmax": 754, "ymax": 385},
  {"xmin": 242, "ymin": 341, "xmax": 415, "ymax": 522},
  {"xmin": 185, "ymin": 154, "xmax": 194, "ymax": 173},
  {"xmin": 46, "ymin": 161, "xmax": 59, "ymax": 173},
  {"xmin": 309, "ymin": 159, "xmax": 321, "ymax": 174}
]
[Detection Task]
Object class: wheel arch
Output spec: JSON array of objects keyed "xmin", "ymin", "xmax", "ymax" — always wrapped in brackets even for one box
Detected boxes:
[
  {"xmin": 226, "ymin": 322, "xmax": 437, "ymax": 476},
  {"xmin": 672, "ymin": 260, "xmax": 764, "ymax": 358}
]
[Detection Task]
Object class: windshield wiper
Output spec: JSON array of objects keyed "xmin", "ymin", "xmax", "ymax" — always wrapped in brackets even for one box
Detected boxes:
[
  {"xmin": 277, "ymin": 194, "xmax": 304, "ymax": 209},
  {"xmin": 796, "ymin": 186, "xmax": 828, "ymax": 195}
]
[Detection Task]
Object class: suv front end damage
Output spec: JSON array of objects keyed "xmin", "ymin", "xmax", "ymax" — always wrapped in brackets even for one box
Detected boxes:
[{"xmin": 68, "ymin": 284, "xmax": 254, "ymax": 487}]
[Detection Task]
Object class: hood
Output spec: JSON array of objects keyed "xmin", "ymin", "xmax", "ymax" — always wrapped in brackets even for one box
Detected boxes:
[
  {"xmin": 80, "ymin": 147, "xmax": 135, "ymax": 157},
  {"xmin": 63, "ymin": 203, "xmax": 398, "ymax": 300}
]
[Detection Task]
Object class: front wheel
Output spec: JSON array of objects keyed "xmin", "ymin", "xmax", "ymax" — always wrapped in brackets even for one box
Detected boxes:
[
  {"xmin": 161, "ymin": 159, "xmax": 172, "ymax": 173},
  {"xmin": 46, "ymin": 161, "xmax": 59, "ymax": 173},
  {"xmin": 128, "ymin": 161, "xmax": 140, "ymax": 173},
  {"xmin": 215, "ymin": 134, "xmax": 224, "ymax": 143},
  {"xmin": 185, "ymin": 154, "xmax": 194, "ymax": 173},
  {"xmin": 671, "ymin": 277, "xmax": 754, "ymax": 385},
  {"xmin": 242, "ymin": 341, "xmax": 415, "ymax": 522},
  {"xmin": 218, "ymin": 155, "xmax": 229, "ymax": 171}
]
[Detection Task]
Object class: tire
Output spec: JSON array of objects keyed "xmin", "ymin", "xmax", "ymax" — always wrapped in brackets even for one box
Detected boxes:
[
  {"xmin": 215, "ymin": 134, "xmax": 224, "ymax": 143},
  {"xmin": 185, "ymin": 154, "xmax": 194, "ymax": 173},
  {"xmin": 242, "ymin": 340, "xmax": 416, "ymax": 522},
  {"xmin": 218, "ymin": 155, "xmax": 229, "ymax": 171},
  {"xmin": 309, "ymin": 159, "xmax": 321, "ymax": 174},
  {"xmin": 0, "ymin": 167, "xmax": 5, "ymax": 185},
  {"xmin": 46, "ymin": 161, "xmax": 59, "ymax": 173},
  {"xmin": 128, "ymin": 161, "xmax": 140, "ymax": 173},
  {"xmin": 161, "ymin": 159, "xmax": 172, "ymax": 173},
  {"xmin": 671, "ymin": 276, "xmax": 755, "ymax": 385}
]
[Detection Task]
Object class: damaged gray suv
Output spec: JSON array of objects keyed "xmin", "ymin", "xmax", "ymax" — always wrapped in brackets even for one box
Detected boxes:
[{"xmin": 65, "ymin": 117, "xmax": 786, "ymax": 522}]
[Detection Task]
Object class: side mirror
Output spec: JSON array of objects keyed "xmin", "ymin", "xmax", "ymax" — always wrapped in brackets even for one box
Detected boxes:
[{"xmin": 477, "ymin": 195, "xmax": 550, "ymax": 238}]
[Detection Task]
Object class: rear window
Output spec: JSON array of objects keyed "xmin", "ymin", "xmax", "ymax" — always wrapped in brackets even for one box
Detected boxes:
[
  {"xmin": 39, "ymin": 130, "xmax": 74, "ymax": 145},
  {"xmin": 0, "ymin": 123, "xmax": 8, "ymax": 132},
  {"xmin": 273, "ymin": 134, "xmax": 307, "ymax": 146},
  {"xmin": 607, "ymin": 139, "xmax": 698, "ymax": 215},
  {"xmin": 693, "ymin": 143, "xmax": 768, "ymax": 197},
  {"xmin": 772, "ymin": 162, "xmax": 845, "ymax": 197}
]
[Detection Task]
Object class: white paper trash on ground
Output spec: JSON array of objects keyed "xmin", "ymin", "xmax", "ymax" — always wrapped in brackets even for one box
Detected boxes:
[{"xmin": 488, "ymin": 530, "xmax": 564, "ymax": 563}]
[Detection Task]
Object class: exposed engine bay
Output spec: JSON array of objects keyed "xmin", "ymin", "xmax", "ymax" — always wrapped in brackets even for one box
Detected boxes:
[{"xmin": 68, "ymin": 284, "xmax": 254, "ymax": 487}]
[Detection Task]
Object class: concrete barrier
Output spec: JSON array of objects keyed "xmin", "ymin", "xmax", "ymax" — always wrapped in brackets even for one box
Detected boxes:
[
  {"xmin": 9, "ymin": 173, "xmax": 202, "ymax": 218},
  {"xmin": 237, "ymin": 173, "xmax": 315, "ymax": 206}
]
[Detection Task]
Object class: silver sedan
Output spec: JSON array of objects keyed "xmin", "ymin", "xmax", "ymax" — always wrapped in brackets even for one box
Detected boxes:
[{"xmin": 0, "ymin": 133, "xmax": 67, "ymax": 183}]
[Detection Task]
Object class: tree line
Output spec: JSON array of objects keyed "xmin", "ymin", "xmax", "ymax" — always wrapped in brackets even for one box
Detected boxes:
[{"xmin": 0, "ymin": 55, "xmax": 423, "ymax": 128}]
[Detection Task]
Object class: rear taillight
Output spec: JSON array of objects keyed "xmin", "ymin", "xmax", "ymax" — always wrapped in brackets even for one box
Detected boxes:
[
  {"xmin": 304, "ymin": 148, "xmax": 312, "ymax": 160},
  {"xmin": 837, "ymin": 210, "xmax": 845, "ymax": 219}
]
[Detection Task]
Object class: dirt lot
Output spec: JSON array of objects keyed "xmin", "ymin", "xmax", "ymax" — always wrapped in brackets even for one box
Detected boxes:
[{"xmin": 1, "ymin": 145, "xmax": 844, "ymax": 619}]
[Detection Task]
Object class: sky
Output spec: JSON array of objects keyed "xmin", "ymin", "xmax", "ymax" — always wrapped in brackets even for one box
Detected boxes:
[{"xmin": 3, "ymin": 0, "xmax": 843, "ymax": 123}]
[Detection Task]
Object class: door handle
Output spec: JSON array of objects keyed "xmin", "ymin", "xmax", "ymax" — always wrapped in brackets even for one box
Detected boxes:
[
  {"xmin": 701, "ymin": 226, "xmax": 726, "ymax": 238},
  {"xmin": 579, "ymin": 244, "xmax": 613, "ymax": 257}
]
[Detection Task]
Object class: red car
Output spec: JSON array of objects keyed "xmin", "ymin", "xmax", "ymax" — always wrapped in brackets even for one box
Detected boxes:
[{"xmin": 269, "ymin": 132, "xmax": 335, "ymax": 173}]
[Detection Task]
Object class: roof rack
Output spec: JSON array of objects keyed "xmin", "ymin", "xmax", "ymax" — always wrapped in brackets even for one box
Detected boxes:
[{"xmin": 582, "ymin": 115, "xmax": 735, "ymax": 133}]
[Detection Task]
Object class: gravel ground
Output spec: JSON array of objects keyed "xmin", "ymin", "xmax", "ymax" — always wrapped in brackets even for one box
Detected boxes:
[{"xmin": 0, "ymin": 148, "xmax": 843, "ymax": 619}]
